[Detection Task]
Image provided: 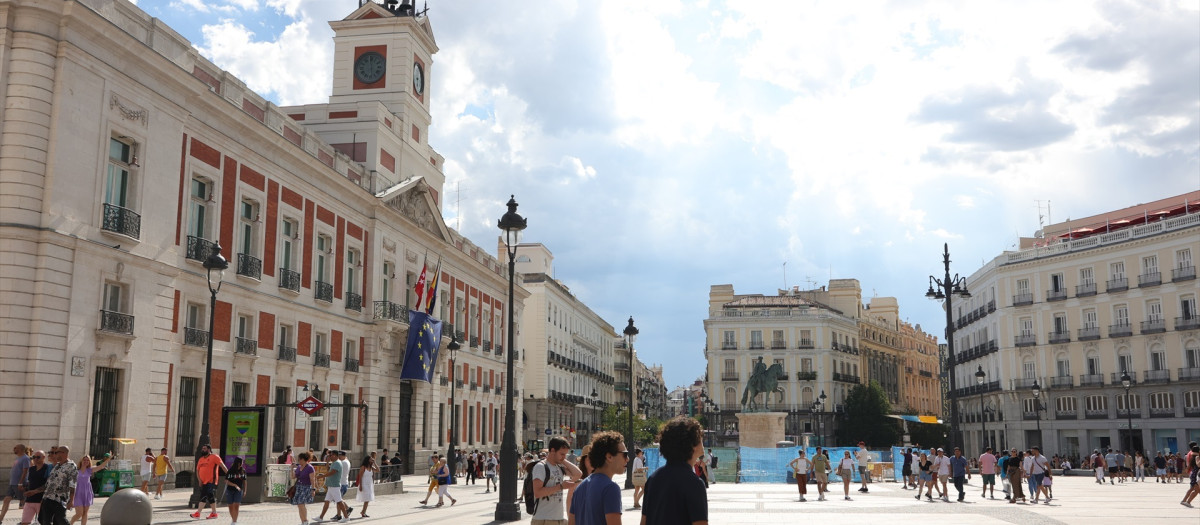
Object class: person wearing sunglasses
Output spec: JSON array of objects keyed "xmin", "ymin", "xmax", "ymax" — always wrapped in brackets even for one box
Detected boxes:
[
  {"xmin": 568, "ymin": 431, "xmax": 628, "ymax": 525},
  {"xmin": 19, "ymin": 451, "xmax": 48, "ymax": 525}
]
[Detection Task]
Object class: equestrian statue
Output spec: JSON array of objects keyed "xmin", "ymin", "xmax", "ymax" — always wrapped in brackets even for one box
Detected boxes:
[{"xmin": 740, "ymin": 356, "xmax": 784, "ymax": 411}]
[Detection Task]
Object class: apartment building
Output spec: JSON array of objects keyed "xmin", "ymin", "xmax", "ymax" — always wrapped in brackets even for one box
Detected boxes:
[
  {"xmin": 954, "ymin": 191, "xmax": 1199, "ymax": 457},
  {"xmin": 0, "ymin": 0, "xmax": 525, "ymax": 470},
  {"xmin": 636, "ymin": 362, "xmax": 669, "ymax": 421}
]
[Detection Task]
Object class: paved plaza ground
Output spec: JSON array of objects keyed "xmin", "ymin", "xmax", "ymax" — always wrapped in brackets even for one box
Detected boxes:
[{"xmin": 71, "ymin": 473, "xmax": 1197, "ymax": 524}]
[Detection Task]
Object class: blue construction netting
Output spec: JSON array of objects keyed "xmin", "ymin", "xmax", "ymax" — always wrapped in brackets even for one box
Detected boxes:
[
  {"xmin": 891, "ymin": 446, "xmax": 937, "ymax": 481},
  {"xmin": 741, "ymin": 447, "xmax": 890, "ymax": 483}
]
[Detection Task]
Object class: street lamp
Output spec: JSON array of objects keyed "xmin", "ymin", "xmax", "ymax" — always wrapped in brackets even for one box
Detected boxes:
[
  {"xmin": 975, "ymin": 365, "xmax": 987, "ymax": 451},
  {"xmin": 623, "ymin": 316, "xmax": 639, "ymax": 490},
  {"xmin": 926, "ymin": 243, "xmax": 970, "ymax": 451},
  {"xmin": 1030, "ymin": 379, "xmax": 1044, "ymax": 449},
  {"xmin": 190, "ymin": 243, "xmax": 228, "ymax": 507},
  {"xmin": 590, "ymin": 389, "xmax": 600, "ymax": 443},
  {"xmin": 1121, "ymin": 370, "xmax": 1133, "ymax": 453},
  {"xmin": 446, "ymin": 337, "xmax": 461, "ymax": 480},
  {"xmin": 496, "ymin": 196, "xmax": 526, "ymax": 521},
  {"xmin": 815, "ymin": 390, "xmax": 827, "ymax": 447}
]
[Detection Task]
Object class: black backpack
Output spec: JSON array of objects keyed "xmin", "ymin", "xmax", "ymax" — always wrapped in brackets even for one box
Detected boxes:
[{"xmin": 522, "ymin": 460, "xmax": 550, "ymax": 514}]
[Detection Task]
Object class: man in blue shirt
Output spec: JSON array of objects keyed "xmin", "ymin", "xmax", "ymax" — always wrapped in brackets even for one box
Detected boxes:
[
  {"xmin": 569, "ymin": 431, "xmax": 627, "ymax": 525},
  {"xmin": 949, "ymin": 447, "xmax": 971, "ymax": 502},
  {"xmin": 641, "ymin": 417, "xmax": 708, "ymax": 525}
]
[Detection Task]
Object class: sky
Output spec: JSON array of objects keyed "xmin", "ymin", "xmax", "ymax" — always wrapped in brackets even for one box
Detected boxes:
[{"xmin": 143, "ymin": 0, "xmax": 1200, "ymax": 390}]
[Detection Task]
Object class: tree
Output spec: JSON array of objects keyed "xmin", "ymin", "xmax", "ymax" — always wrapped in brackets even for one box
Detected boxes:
[
  {"xmin": 835, "ymin": 380, "xmax": 901, "ymax": 447},
  {"xmin": 597, "ymin": 405, "xmax": 666, "ymax": 446}
]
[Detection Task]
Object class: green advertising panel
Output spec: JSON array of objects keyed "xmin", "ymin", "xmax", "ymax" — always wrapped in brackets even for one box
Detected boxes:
[{"xmin": 221, "ymin": 406, "xmax": 266, "ymax": 476}]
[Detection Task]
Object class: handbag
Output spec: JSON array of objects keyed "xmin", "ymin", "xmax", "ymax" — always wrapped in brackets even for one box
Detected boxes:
[
  {"xmin": 286, "ymin": 484, "xmax": 296, "ymax": 500},
  {"xmin": 632, "ymin": 468, "xmax": 648, "ymax": 487}
]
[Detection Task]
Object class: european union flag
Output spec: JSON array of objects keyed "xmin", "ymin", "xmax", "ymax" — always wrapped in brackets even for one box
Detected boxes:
[{"xmin": 399, "ymin": 310, "xmax": 443, "ymax": 382}]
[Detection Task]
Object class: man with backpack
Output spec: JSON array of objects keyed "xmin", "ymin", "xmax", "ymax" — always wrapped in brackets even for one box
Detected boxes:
[{"xmin": 524, "ymin": 437, "xmax": 581, "ymax": 525}]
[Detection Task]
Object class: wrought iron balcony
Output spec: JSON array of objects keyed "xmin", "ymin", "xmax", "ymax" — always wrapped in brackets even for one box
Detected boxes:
[
  {"xmin": 796, "ymin": 371, "xmax": 817, "ymax": 381},
  {"xmin": 470, "ymin": 336, "xmax": 480, "ymax": 348},
  {"xmin": 832, "ymin": 372, "xmax": 860, "ymax": 384},
  {"xmin": 345, "ymin": 357, "xmax": 359, "ymax": 372},
  {"xmin": 1046, "ymin": 289, "xmax": 1067, "ymax": 302},
  {"xmin": 1143, "ymin": 369, "xmax": 1170, "ymax": 383},
  {"xmin": 183, "ymin": 327, "xmax": 210, "ymax": 347},
  {"xmin": 455, "ymin": 380, "xmax": 464, "ymax": 389},
  {"xmin": 482, "ymin": 340, "xmax": 492, "ymax": 352},
  {"xmin": 345, "ymin": 291, "xmax": 362, "ymax": 312},
  {"xmin": 1173, "ymin": 265, "xmax": 1196, "ymax": 282},
  {"xmin": 101, "ymin": 203, "xmax": 141, "ymax": 239},
  {"xmin": 1075, "ymin": 282, "xmax": 1096, "ymax": 297},
  {"xmin": 1084, "ymin": 409, "xmax": 1109, "ymax": 419},
  {"xmin": 1116, "ymin": 408, "xmax": 1141, "ymax": 419},
  {"xmin": 1186, "ymin": 406, "xmax": 1200, "ymax": 417},
  {"xmin": 721, "ymin": 342, "xmax": 737, "ymax": 350},
  {"xmin": 314, "ymin": 352, "xmax": 330, "ymax": 368},
  {"xmin": 797, "ymin": 339, "xmax": 814, "ymax": 349},
  {"xmin": 278, "ymin": 345, "xmax": 297, "ymax": 362},
  {"xmin": 1180, "ymin": 368, "xmax": 1200, "ymax": 381},
  {"xmin": 1079, "ymin": 374, "xmax": 1104, "ymax": 387},
  {"xmin": 1048, "ymin": 330, "xmax": 1070, "ymax": 344},
  {"xmin": 1176, "ymin": 316, "xmax": 1200, "ymax": 331},
  {"xmin": 186, "ymin": 235, "xmax": 215, "ymax": 262},
  {"xmin": 236, "ymin": 253, "xmax": 262, "ymax": 280},
  {"xmin": 1014, "ymin": 333, "xmax": 1037, "ymax": 347},
  {"xmin": 235, "ymin": 337, "xmax": 258, "ymax": 356},
  {"xmin": 1023, "ymin": 412, "xmax": 1040, "ymax": 421},
  {"xmin": 469, "ymin": 382, "xmax": 478, "ymax": 391},
  {"xmin": 1013, "ymin": 293, "xmax": 1033, "ymax": 306},
  {"xmin": 99, "ymin": 310, "xmax": 134, "ymax": 335},
  {"xmin": 1105, "ymin": 277, "xmax": 1128, "ymax": 293},
  {"xmin": 1140, "ymin": 318, "xmax": 1166, "ymax": 334},
  {"xmin": 372, "ymin": 301, "xmax": 406, "ymax": 322},
  {"xmin": 1108, "ymin": 323, "xmax": 1132, "ymax": 338},
  {"xmin": 1137, "ymin": 271, "xmax": 1161, "ymax": 287},
  {"xmin": 314, "ymin": 281, "xmax": 333, "ymax": 302},
  {"xmin": 748, "ymin": 343, "xmax": 765, "ymax": 350},
  {"xmin": 439, "ymin": 376, "xmax": 449, "ymax": 386},
  {"xmin": 1050, "ymin": 375, "xmax": 1074, "ymax": 388},
  {"xmin": 278, "ymin": 268, "xmax": 301, "ymax": 293},
  {"xmin": 720, "ymin": 373, "xmax": 738, "ymax": 382},
  {"xmin": 1077, "ymin": 326, "xmax": 1100, "ymax": 341},
  {"xmin": 1111, "ymin": 371, "xmax": 1137, "ymax": 384},
  {"xmin": 1011, "ymin": 377, "xmax": 1039, "ymax": 389},
  {"xmin": 1149, "ymin": 407, "xmax": 1176, "ymax": 418},
  {"xmin": 1055, "ymin": 411, "xmax": 1077, "ymax": 420},
  {"xmin": 770, "ymin": 340, "xmax": 787, "ymax": 350}
]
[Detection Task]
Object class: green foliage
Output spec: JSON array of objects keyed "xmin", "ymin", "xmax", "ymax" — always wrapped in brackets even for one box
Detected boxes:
[
  {"xmin": 896, "ymin": 407, "xmax": 949, "ymax": 449},
  {"xmin": 597, "ymin": 405, "xmax": 666, "ymax": 446},
  {"xmin": 835, "ymin": 380, "xmax": 901, "ymax": 447}
]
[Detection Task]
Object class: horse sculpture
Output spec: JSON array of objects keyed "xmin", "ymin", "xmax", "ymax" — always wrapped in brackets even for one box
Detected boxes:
[{"xmin": 740, "ymin": 363, "xmax": 785, "ymax": 411}]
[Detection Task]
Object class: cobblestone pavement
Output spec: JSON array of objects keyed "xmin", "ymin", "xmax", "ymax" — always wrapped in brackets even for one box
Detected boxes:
[{"xmin": 66, "ymin": 473, "xmax": 1198, "ymax": 524}]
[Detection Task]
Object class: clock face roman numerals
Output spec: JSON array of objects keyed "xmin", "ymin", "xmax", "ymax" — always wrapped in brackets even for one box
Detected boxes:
[{"xmin": 354, "ymin": 52, "xmax": 386, "ymax": 84}]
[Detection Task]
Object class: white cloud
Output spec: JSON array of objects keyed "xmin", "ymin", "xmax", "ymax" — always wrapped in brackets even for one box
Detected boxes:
[
  {"xmin": 196, "ymin": 19, "xmax": 329, "ymax": 105},
  {"xmin": 565, "ymin": 156, "xmax": 597, "ymax": 180},
  {"xmin": 955, "ymin": 195, "xmax": 976, "ymax": 208}
]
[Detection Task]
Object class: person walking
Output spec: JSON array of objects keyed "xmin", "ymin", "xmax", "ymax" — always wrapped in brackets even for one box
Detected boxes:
[
  {"xmin": 978, "ymin": 447, "xmax": 997, "ymax": 499},
  {"xmin": 355, "ymin": 453, "xmax": 377, "ymax": 518},
  {"xmin": 915, "ymin": 451, "xmax": 934, "ymax": 501},
  {"xmin": 708, "ymin": 448, "xmax": 718, "ymax": 485},
  {"xmin": 466, "ymin": 452, "xmax": 477, "ymax": 486},
  {"xmin": 933, "ymin": 448, "xmax": 950, "ymax": 501},
  {"xmin": 1007, "ymin": 450, "xmax": 1025, "ymax": 504},
  {"xmin": 336, "ymin": 451, "xmax": 353, "ymax": 518},
  {"xmin": 68, "ymin": 454, "xmax": 111, "ymax": 525},
  {"xmin": 640, "ymin": 416, "xmax": 707, "ymax": 525},
  {"xmin": 434, "ymin": 457, "xmax": 456, "ymax": 507},
  {"xmin": 1093, "ymin": 449, "xmax": 1107, "ymax": 484},
  {"xmin": 900, "ymin": 447, "xmax": 913, "ymax": 490},
  {"xmin": 567, "ymin": 431, "xmax": 627, "ymax": 525},
  {"xmin": 20, "ymin": 450, "xmax": 48, "ymax": 525},
  {"xmin": 854, "ymin": 442, "xmax": 871, "ymax": 493},
  {"xmin": 139, "ymin": 448, "xmax": 154, "ymax": 494},
  {"xmin": 811, "ymin": 447, "xmax": 829, "ymax": 502},
  {"xmin": 530, "ymin": 436, "xmax": 581, "ymax": 525},
  {"xmin": 3, "ymin": 444, "xmax": 31, "ymax": 524},
  {"xmin": 631, "ymin": 449, "xmax": 646, "ymax": 509},
  {"xmin": 949, "ymin": 448, "xmax": 970, "ymax": 502},
  {"xmin": 1135, "ymin": 451, "xmax": 1146, "ymax": 482},
  {"xmin": 153, "ymin": 448, "xmax": 175, "ymax": 500},
  {"xmin": 290, "ymin": 452, "xmax": 315, "ymax": 525},
  {"xmin": 998, "ymin": 450, "xmax": 1011, "ymax": 501},
  {"xmin": 222, "ymin": 457, "xmax": 246, "ymax": 525},
  {"xmin": 317, "ymin": 451, "xmax": 346, "ymax": 521},
  {"xmin": 1182, "ymin": 444, "xmax": 1200, "ymax": 507},
  {"xmin": 485, "ymin": 452, "xmax": 499, "ymax": 494},
  {"xmin": 788, "ymin": 450, "xmax": 811, "ymax": 502},
  {"xmin": 1024, "ymin": 446, "xmax": 1050, "ymax": 504},
  {"xmin": 39, "ymin": 445, "xmax": 77, "ymax": 525},
  {"xmin": 418, "ymin": 454, "xmax": 439, "ymax": 505},
  {"xmin": 836, "ymin": 451, "xmax": 855, "ymax": 501},
  {"xmin": 191, "ymin": 445, "xmax": 226, "ymax": 520}
]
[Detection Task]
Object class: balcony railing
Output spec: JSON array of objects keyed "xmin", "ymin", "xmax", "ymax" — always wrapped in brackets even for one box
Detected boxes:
[
  {"xmin": 721, "ymin": 342, "xmax": 737, "ymax": 350},
  {"xmin": 1011, "ymin": 377, "xmax": 1039, "ymax": 389},
  {"xmin": 1048, "ymin": 330, "xmax": 1070, "ymax": 344},
  {"xmin": 1084, "ymin": 409, "xmax": 1109, "ymax": 419},
  {"xmin": 1055, "ymin": 411, "xmax": 1076, "ymax": 420},
  {"xmin": 1050, "ymin": 375, "xmax": 1074, "ymax": 388},
  {"xmin": 1140, "ymin": 319, "xmax": 1166, "ymax": 334},
  {"xmin": 314, "ymin": 352, "xmax": 331, "ymax": 368},
  {"xmin": 1111, "ymin": 371, "xmax": 1137, "ymax": 384},
  {"xmin": 235, "ymin": 337, "xmax": 257, "ymax": 356},
  {"xmin": 1105, "ymin": 277, "xmax": 1128, "ymax": 293},
  {"xmin": 183, "ymin": 327, "xmax": 210, "ymax": 347},
  {"xmin": 345, "ymin": 292, "xmax": 362, "ymax": 312},
  {"xmin": 101, "ymin": 203, "xmax": 141, "ymax": 239},
  {"xmin": 1014, "ymin": 333, "xmax": 1037, "ymax": 347},
  {"xmin": 279, "ymin": 268, "xmax": 301, "ymax": 293},
  {"xmin": 236, "ymin": 253, "xmax": 262, "ymax": 280},
  {"xmin": 1108, "ymin": 323, "xmax": 1132, "ymax": 338},
  {"xmin": 315, "ymin": 281, "xmax": 333, "ymax": 302},
  {"xmin": 796, "ymin": 371, "xmax": 817, "ymax": 381},
  {"xmin": 1186, "ymin": 406, "xmax": 1200, "ymax": 417},
  {"xmin": 1116, "ymin": 409, "xmax": 1141, "ymax": 419},
  {"xmin": 186, "ymin": 235, "xmax": 215, "ymax": 262},
  {"xmin": 1077, "ymin": 326, "xmax": 1100, "ymax": 341},
  {"xmin": 832, "ymin": 372, "xmax": 860, "ymax": 384},
  {"xmin": 1079, "ymin": 374, "xmax": 1104, "ymax": 387},
  {"xmin": 1173, "ymin": 265, "xmax": 1196, "ymax": 282},
  {"xmin": 1046, "ymin": 289, "xmax": 1067, "ymax": 302},
  {"xmin": 1023, "ymin": 412, "xmax": 1040, "ymax": 421},
  {"xmin": 1013, "ymin": 293, "xmax": 1033, "ymax": 306},
  {"xmin": 1180, "ymin": 368, "xmax": 1200, "ymax": 381},
  {"xmin": 1075, "ymin": 282, "xmax": 1096, "ymax": 297},
  {"xmin": 278, "ymin": 345, "xmax": 297, "ymax": 362},
  {"xmin": 99, "ymin": 310, "xmax": 134, "ymax": 335},
  {"xmin": 1143, "ymin": 369, "xmax": 1170, "ymax": 383},
  {"xmin": 373, "ymin": 301, "xmax": 406, "ymax": 322},
  {"xmin": 345, "ymin": 357, "xmax": 359, "ymax": 373},
  {"xmin": 1176, "ymin": 316, "xmax": 1200, "ymax": 331},
  {"xmin": 797, "ymin": 339, "xmax": 814, "ymax": 349},
  {"xmin": 1149, "ymin": 407, "xmax": 1175, "ymax": 418},
  {"xmin": 748, "ymin": 343, "xmax": 764, "ymax": 350},
  {"xmin": 720, "ymin": 373, "xmax": 739, "ymax": 382},
  {"xmin": 470, "ymin": 336, "xmax": 480, "ymax": 348},
  {"xmin": 1137, "ymin": 271, "xmax": 1161, "ymax": 287},
  {"xmin": 770, "ymin": 340, "xmax": 787, "ymax": 350}
]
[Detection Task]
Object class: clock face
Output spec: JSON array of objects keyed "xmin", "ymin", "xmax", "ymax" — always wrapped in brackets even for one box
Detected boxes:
[
  {"xmin": 413, "ymin": 62, "xmax": 424, "ymax": 95},
  {"xmin": 354, "ymin": 52, "xmax": 386, "ymax": 84}
]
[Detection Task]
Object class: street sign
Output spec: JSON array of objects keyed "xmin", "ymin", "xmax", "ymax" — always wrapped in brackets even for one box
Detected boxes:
[
  {"xmin": 545, "ymin": 428, "xmax": 551, "ymax": 435},
  {"xmin": 297, "ymin": 396, "xmax": 324, "ymax": 415}
]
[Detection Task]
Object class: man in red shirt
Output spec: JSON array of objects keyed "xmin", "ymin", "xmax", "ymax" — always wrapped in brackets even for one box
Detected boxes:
[{"xmin": 191, "ymin": 445, "xmax": 227, "ymax": 520}]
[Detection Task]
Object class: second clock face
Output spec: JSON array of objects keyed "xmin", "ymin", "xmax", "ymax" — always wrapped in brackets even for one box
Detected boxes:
[
  {"xmin": 413, "ymin": 62, "xmax": 425, "ymax": 95},
  {"xmin": 354, "ymin": 52, "xmax": 386, "ymax": 84}
]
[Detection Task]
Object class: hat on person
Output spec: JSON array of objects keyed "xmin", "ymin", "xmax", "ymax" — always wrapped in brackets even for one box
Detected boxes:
[
  {"xmin": 337, "ymin": 450, "xmax": 347, "ymax": 455},
  {"xmin": 936, "ymin": 448, "xmax": 944, "ymax": 452}
]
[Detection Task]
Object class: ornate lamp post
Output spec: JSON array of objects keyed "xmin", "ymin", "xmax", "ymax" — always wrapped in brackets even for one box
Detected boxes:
[
  {"xmin": 1030, "ymin": 379, "xmax": 1045, "ymax": 448},
  {"xmin": 926, "ymin": 243, "xmax": 970, "ymax": 451},
  {"xmin": 815, "ymin": 390, "xmax": 827, "ymax": 447},
  {"xmin": 446, "ymin": 337, "xmax": 461, "ymax": 479},
  {"xmin": 590, "ymin": 389, "xmax": 600, "ymax": 443},
  {"xmin": 495, "ymin": 196, "xmax": 526, "ymax": 521},
  {"xmin": 623, "ymin": 317, "xmax": 639, "ymax": 489},
  {"xmin": 975, "ymin": 365, "xmax": 987, "ymax": 451},
  {"xmin": 190, "ymin": 243, "xmax": 228, "ymax": 507},
  {"xmin": 1121, "ymin": 370, "xmax": 1133, "ymax": 452}
]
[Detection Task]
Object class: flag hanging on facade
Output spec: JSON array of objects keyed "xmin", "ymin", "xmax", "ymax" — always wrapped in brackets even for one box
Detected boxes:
[
  {"xmin": 413, "ymin": 258, "xmax": 428, "ymax": 308},
  {"xmin": 399, "ymin": 310, "xmax": 443, "ymax": 382},
  {"xmin": 424, "ymin": 258, "xmax": 442, "ymax": 314}
]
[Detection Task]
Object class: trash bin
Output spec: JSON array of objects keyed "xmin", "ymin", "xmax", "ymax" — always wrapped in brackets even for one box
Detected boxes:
[{"xmin": 97, "ymin": 469, "xmax": 134, "ymax": 496}]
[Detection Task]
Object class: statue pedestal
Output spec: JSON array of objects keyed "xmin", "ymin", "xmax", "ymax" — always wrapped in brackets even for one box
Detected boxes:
[{"xmin": 735, "ymin": 412, "xmax": 787, "ymax": 448}]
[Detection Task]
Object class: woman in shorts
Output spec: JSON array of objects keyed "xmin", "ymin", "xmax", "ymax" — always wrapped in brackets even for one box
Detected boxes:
[
  {"xmin": 915, "ymin": 451, "xmax": 934, "ymax": 501},
  {"xmin": 837, "ymin": 451, "xmax": 856, "ymax": 501},
  {"xmin": 224, "ymin": 457, "xmax": 246, "ymax": 524},
  {"xmin": 291, "ymin": 452, "xmax": 315, "ymax": 525}
]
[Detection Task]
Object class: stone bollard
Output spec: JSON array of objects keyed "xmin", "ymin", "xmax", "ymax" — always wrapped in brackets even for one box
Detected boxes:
[{"xmin": 99, "ymin": 488, "xmax": 153, "ymax": 525}]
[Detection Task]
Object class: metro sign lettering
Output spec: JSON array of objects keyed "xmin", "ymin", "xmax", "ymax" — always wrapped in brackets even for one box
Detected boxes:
[{"xmin": 297, "ymin": 396, "xmax": 324, "ymax": 415}]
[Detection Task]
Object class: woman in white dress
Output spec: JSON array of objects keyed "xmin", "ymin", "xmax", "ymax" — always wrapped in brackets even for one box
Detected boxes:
[{"xmin": 356, "ymin": 453, "xmax": 378, "ymax": 518}]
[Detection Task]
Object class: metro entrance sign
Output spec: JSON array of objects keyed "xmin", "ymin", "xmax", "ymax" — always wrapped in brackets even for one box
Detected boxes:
[{"xmin": 297, "ymin": 396, "xmax": 324, "ymax": 415}]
